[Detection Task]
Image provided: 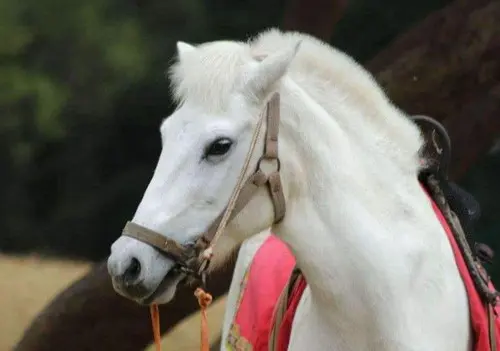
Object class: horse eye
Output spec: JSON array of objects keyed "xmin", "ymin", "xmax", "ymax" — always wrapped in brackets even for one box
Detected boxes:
[{"xmin": 204, "ymin": 138, "xmax": 233, "ymax": 158}]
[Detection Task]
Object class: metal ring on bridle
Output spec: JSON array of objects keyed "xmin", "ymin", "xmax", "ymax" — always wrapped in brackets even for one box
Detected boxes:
[{"xmin": 257, "ymin": 155, "xmax": 281, "ymax": 173}]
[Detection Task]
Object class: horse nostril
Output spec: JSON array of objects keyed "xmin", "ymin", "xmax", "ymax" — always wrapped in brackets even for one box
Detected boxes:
[{"xmin": 123, "ymin": 257, "xmax": 141, "ymax": 284}]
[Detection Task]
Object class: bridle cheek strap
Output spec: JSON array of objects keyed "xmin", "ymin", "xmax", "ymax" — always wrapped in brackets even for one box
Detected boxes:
[
  {"xmin": 120, "ymin": 93, "xmax": 286, "ymax": 275},
  {"xmin": 261, "ymin": 93, "xmax": 286, "ymax": 222},
  {"xmin": 202, "ymin": 93, "xmax": 286, "ymax": 246}
]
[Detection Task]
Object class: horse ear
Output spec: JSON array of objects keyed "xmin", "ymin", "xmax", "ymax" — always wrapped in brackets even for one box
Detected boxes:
[
  {"xmin": 245, "ymin": 41, "xmax": 301, "ymax": 100},
  {"xmin": 176, "ymin": 41, "xmax": 196, "ymax": 60}
]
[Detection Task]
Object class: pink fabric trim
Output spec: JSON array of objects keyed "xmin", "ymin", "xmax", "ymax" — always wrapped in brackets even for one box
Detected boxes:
[
  {"xmin": 229, "ymin": 235, "xmax": 296, "ymax": 350},
  {"xmin": 424, "ymin": 191, "xmax": 500, "ymax": 351},
  {"xmin": 228, "ymin": 189, "xmax": 500, "ymax": 351}
]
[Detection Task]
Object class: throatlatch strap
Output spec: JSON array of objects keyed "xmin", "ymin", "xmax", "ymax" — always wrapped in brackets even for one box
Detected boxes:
[
  {"xmin": 268, "ymin": 267, "xmax": 303, "ymax": 351},
  {"xmin": 202, "ymin": 170, "xmax": 268, "ymax": 243}
]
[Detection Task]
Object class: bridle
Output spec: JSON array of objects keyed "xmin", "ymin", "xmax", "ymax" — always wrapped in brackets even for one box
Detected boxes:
[
  {"xmin": 121, "ymin": 93, "xmax": 286, "ymax": 282},
  {"xmin": 119, "ymin": 94, "xmax": 455, "ymax": 283}
]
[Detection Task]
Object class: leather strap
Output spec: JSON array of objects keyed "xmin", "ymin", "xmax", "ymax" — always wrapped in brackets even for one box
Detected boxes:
[
  {"xmin": 195, "ymin": 93, "xmax": 285, "ymax": 274},
  {"xmin": 261, "ymin": 95, "xmax": 286, "ymax": 223},
  {"xmin": 268, "ymin": 267, "xmax": 303, "ymax": 351},
  {"xmin": 425, "ymin": 174, "xmax": 500, "ymax": 350},
  {"xmin": 122, "ymin": 221, "xmax": 192, "ymax": 262},
  {"xmin": 264, "ymin": 94, "xmax": 280, "ymax": 159},
  {"xmin": 426, "ymin": 175, "xmax": 500, "ymax": 304},
  {"xmin": 121, "ymin": 171, "xmax": 268, "ymax": 265},
  {"xmin": 202, "ymin": 170, "xmax": 269, "ymax": 243},
  {"xmin": 120, "ymin": 93, "xmax": 287, "ymax": 273},
  {"xmin": 489, "ymin": 303, "xmax": 498, "ymax": 351}
]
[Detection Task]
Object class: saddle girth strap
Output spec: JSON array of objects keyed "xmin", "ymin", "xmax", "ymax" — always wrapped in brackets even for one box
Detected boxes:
[
  {"xmin": 426, "ymin": 175, "xmax": 499, "ymax": 304},
  {"xmin": 425, "ymin": 174, "xmax": 500, "ymax": 350},
  {"xmin": 489, "ymin": 304, "xmax": 498, "ymax": 351},
  {"xmin": 268, "ymin": 266, "xmax": 303, "ymax": 351}
]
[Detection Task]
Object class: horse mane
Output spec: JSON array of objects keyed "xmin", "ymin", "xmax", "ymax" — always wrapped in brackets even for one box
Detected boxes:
[{"xmin": 168, "ymin": 28, "xmax": 424, "ymax": 173}]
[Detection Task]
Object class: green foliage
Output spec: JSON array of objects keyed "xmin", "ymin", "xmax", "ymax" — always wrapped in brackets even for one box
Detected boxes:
[
  {"xmin": 0, "ymin": 0, "xmax": 184, "ymax": 258},
  {"xmin": 0, "ymin": 0, "xmax": 151, "ymax": 162}
]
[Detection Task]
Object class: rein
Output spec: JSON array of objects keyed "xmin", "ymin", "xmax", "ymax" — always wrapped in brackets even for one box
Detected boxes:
[{"xmin": 120, "ymin": 93, "xmax": 287, "ymax": 349}]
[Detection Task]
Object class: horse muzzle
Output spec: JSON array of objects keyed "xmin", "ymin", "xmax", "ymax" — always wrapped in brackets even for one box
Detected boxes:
[{"xmin": 107, "ymin": 234, "xmax": 188, "ymax": 304}]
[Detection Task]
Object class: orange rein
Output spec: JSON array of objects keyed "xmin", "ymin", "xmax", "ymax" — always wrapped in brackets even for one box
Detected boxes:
[
  {"xmin": 150, "ymin": 304, "xmax": 162, "ymax": 351},
  {"xmin": 195, "ymin": 288, "xmax": 213, "ymax": 351},
  {"xmin": 150, "ymin": 288, "xmax": 213, "ymax": 351}
]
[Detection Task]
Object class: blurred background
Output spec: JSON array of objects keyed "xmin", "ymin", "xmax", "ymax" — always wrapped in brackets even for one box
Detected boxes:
[{"xmin": 1, "ymin": 0, "xmax": 499, "ymax": 349}]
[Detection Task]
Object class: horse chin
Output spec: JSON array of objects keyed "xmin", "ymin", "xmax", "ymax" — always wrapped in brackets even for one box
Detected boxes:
[{"xmin": 140, "ymin": 270, "xmax": 185, "ymax": 306}]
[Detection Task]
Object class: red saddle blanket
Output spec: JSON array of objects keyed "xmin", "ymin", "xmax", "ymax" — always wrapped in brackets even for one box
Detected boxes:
[{"xmin": 225, "ymin": 194, "xmax": 500, "ymax": 351}]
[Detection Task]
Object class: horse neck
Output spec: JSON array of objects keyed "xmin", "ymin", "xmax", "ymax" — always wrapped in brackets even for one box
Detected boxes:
[{"xmin": 273, "ymin": 77, "xmax": 464, "ymax": 333}]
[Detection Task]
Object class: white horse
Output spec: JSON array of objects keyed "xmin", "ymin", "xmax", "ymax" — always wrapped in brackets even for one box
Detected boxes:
[{"xmin": 107, "ymin": 29, "xmax": 471, "ymax": 350}]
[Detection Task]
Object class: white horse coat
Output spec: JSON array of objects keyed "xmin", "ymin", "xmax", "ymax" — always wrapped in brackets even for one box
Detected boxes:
[{"xmin": 107, "ymin": 29, "xmax": 472, "ymax": 350}]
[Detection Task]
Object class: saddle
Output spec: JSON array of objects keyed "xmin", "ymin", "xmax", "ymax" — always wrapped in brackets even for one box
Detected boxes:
[
  {"xmin": 413, "ymin": 115, "xmax": 500, "ymax": 351},
  {"xmin": 412, "ymin": 115, "xmax": 487, "ymax": 259}
]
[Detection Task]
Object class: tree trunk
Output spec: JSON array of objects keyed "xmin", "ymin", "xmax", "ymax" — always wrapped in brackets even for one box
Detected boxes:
[
  {"xmin": 367, "ymin": 0, "xmax": 500, "ymax": 179},
  {"xmin": 14, "ymin": 261, "xmax": 235, "ymax": 351},
  {"xmin": 282, "ymin": 0, "xmax": 347, "ymax": 40}
]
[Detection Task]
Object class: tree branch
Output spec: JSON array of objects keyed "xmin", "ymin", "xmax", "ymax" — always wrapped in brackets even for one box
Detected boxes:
[
  {"xmin": 366, "ymin": 0, "xmax": 500, "ymax": 179},
  {"xmin": 14, "ymin": 261, "xmax": 235, "ymax": 351},
  {"xmin": 282, "ymin": 0, "xmax": 347, "ymax": 41}
]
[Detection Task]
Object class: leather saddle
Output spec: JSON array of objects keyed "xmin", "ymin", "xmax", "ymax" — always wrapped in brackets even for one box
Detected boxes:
[{"xmin": 412, "ymin": 115, "xmax": 492, "ymax": 264}]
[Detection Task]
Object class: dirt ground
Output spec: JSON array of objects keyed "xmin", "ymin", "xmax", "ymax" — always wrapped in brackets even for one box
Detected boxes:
[{"xmin": 0, "ymin": 254, "xmax": 226, "ymax": 350}]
